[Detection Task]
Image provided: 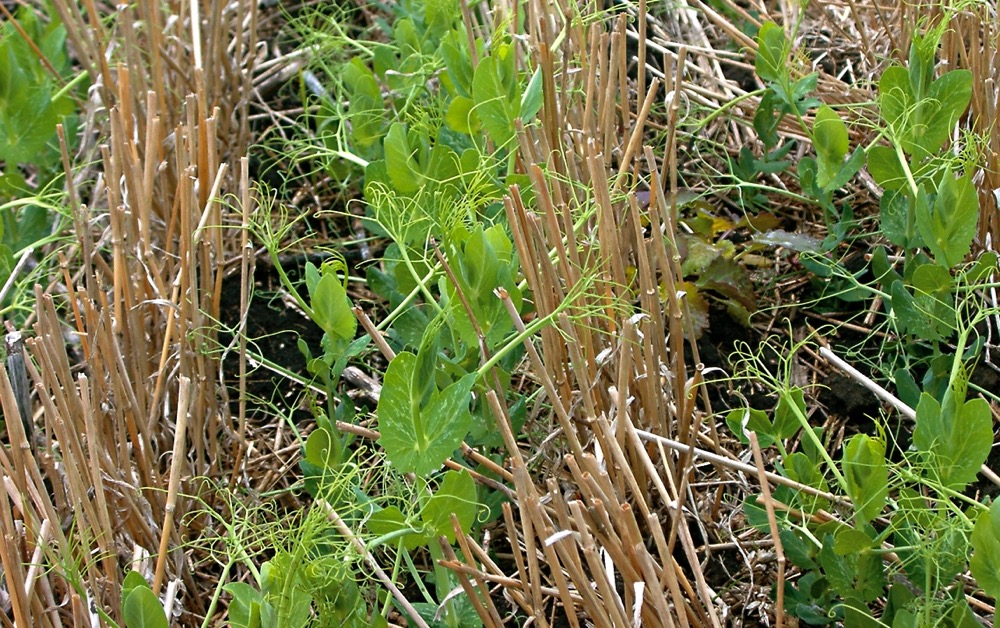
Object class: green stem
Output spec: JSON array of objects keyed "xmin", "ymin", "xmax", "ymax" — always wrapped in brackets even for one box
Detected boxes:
[
  {"xmin": 200, "ymin": 560, "xmax": 236, "ymax": 628},
  {"xmin": 399, "ymin": 243, "xmax": 444, "ymax": 317},
  {"xmin": 785, "ymin": 388, "xmax": 847, "ymax": 491}
]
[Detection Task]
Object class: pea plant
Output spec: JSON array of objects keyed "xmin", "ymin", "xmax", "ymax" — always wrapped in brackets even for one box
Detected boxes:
[
  {"xmin": 235, "ymin": 0, "xmax": 556, "ymax": 623},
  {"xmin": 0, "ymin": 1, "xmax": 85, "ymax": 311},
  {"xmin": 724, "ymin": 18, "xmax": 1000, "ymax": 626}
]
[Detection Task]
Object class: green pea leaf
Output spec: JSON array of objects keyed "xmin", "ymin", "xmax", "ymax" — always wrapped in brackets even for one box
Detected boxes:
[
  {"xmin": 421, "ymin": 468, "xmax": 478, "ymax": 542},
  {"xmin": 813, "ymin": 105, "xmax": 849, "ymax": 189},
  {"xmin": 224, "ymin": 582, "xmax": 272, "ymax": 628},
  {"xmin": 780, "ymin": 528, "xmax": 817, "ymax": 570},
  {"xmin": 310, "ymin": 273, "xmax": 356, "ymax": 341},
  {"xmin": 472, "ymin": 48, "xmax": 519, "ymax": 147},
  {"xmin": 377, "ymin": 352, "xmax": 475, "ymax": 475},
  {"xmin": 890, "ymin": 278, "xmax": 943, "ymax": 341},
  {"xmin": 971, "ymin": 499, "xmax": 1000, "ymax": 600},
  {"xmin": 878, "ymin": 66, "xmax": 913, "ymax": 140},
  {"xmin": 725, "ymin": 407, "xmax": 775, "ymax": 447},
  {"xmin": 867, "ymin": 145, "xmax": 908, "ymax": 192},
  {"xmin": 842, "ymin": 434, "xmax": 888, "ymax": 525},
  {"xmin": 520, "ymin": 66, "xmax": 543, "ymax": 124},
  {"xmin": 877, "ymin": 190, "xmax": 913, "ymax": 248},
  {"xmin": 754, "ymin": 22, "xmax": 787, "ymax": 84},
  {"xmin": 423, "ymin": 0, "xmax": 456, "ymax": 40},
  {"xmin": 123, "ymin": 584, "xmax": 168, "ymax": 628},
  {"xmin": 445, "ymin": 96, "xmax": 479, "ymax": 134},
  {"xmin": 367, "ymin": 505, "xmax": 424, "ymax": 550},
  {"xmin": 913, "ymin": 392, "xmax": 991, "ymax": 489},
  {"xmin": 916, "ymin": 170, "xmax": 979, "ymax": 268},
  {"xmin": 911, "ymin": 69, "xmax": 972, "ymax": 157},
  {"xmin": 304, "ymin": 426, "xmax": 342, "ymax": 470},
  {"xmin": 833, "ymin": 525, "xmax": 876, "ymax": 556},
  {"xmin": 384, "ymin": 122, "xmax": 421, "ymax": 193},
  {"xmin": 772, "ymin": 387, "xmax": 806, "ymax": 440},
  {"xmin": 784, "ymin": 451, "xmax": 829, "ymax": 513}
]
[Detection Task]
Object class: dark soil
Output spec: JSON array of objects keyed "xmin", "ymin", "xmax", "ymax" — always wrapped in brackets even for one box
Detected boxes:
[{"xmin": 217, "ymin": 256, "xmax": 325, "ymax": 421}]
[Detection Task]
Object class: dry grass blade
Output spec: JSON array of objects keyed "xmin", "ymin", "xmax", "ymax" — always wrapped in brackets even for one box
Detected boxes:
[
  {"xmin": 429, "ymin": 2, "xmax": 731, "ymax": 625},
  {"xmin": 0, "ymin": 0, "xmax": 258, "ymax": 624}
]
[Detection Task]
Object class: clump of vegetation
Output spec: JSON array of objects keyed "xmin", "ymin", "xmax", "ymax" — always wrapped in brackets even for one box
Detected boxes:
[{"xmin": 1, "ymin": 0, "xmax": 1000, "ymax": 626}]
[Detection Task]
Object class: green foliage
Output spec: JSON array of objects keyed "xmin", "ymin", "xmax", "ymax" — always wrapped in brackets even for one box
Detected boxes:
[
  {"xmin": 971, "ymin": 500, "xmax": 1000, "ymax": 600},
  {"xmin": 376, "ymin": 350, "xmax": 476, "ymax": 476},
  {"xmin": 734, "ymin": 21, "xmax": 860, "ymax": 232},
  {"xmin": 729, "ymin": 336, "xmax": 997, "ymax": 624},
  {"xmin": 912, "ymin": 391, "xmax": 992, "ymax": 490},
  {"xmin": 0, "ymin": 2, "xmax": 84, "ymax": 314},
  {"xmin": 121, "ymin": 572, "xmax": 168, "ymax": 628},
  {"xmin": 841, "ymin": 434, "xmax": 887, "ymax": 526},
  {"xmin": 262, "ymin": 2, "xmax": 561, "ymax": 624},
  {"xmin": 0, "ymin": 2, "xmax": 77, "ymax": 167}
]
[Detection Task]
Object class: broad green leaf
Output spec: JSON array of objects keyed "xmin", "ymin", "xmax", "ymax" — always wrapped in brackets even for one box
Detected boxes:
[
  {"xmin": 414, "ymin": 317, "xmax": 442, "ymax": 408},
  {"xmin": 890, "ymin": 279, "xmax": 943, "ymax": 341},
  {"xmin": 725, "ymin": 407, "xmax": 775, "ymax": 447},
  {"xmin": 819, "ymin": 534, "xmax": 885, "ymax": 604},
  {"xmin": 377, "ymin": 352, "xmax": 476, "ymax": 475},
  {"xmin": 121, "ymin": 570, "xmax": 149, "ymax": 604},
  {"xmin": 304, "ymin": 261, "xmax": 321, "ymax": 297},
  {"xmin": 949, "ymin": 597, "xmax": 982, "ymax": 628},
  {"xmin": 916, "ymin": 170, "xmax": 979, "ymax": 268},
  {"xmin": 347, "ymin": 72, "xmax": 385, "ymax": 148},
  {"xmin": 824, "ymin": 147, "xmax": 865, "ymax": 193},
  {"xmin": 123, "ymin": 586, "xmax": 168, "ymax": 628},
  {"xmin": 383, "ymin": 122, "xmax": 421, "ymax": 193},
  {"xmin": 424, "ymin": 143, "xmax": 461, "ymax": 193},
  {"xmin": 780, "ymin": 528, "xmax": 817, "ymax": 570},
  {"xmin": 445, "ymin": 96, "xmax": 479, "ymax": 134},
  {"xmin": 0, "ymin": 88, "xmax": 67, "ymax": 164},
  {"xmin": 913, "ymin": 392, "xmax": 945, "ymax": 456},
  {"xmin": 971, "ymin": 499, "xmax": 1000, "ymax": 600},
  {"xmin": 813, "ymin": 105, "xmax": 849, "ymax": 189},
  {"xmin": 310, "ymin": 273, "xmax": 356, "ymax": 341},
  {"xmin": 907, "ymin": 35, "xmax": 937, "ymax": 100},
  {"xmin": 913, "ymin": 392, "xmax": 992, "ymax": 489},
  {"xmin": 440, "ymin": 30, "xmax": 475, "ymax": 97},
  {"xmin": 304, "ymin": 426, "xmax": 341, "ymax": 470},
  {"xmin": 754, "ymin": 22, "xmax": 787, "ymax": 84},
  {"xmin": 520, "ymin": 66, "xmax": 543, "ymax": 124},
  {"xmin": 421, "ymin": 468, "xmax": 478, "ymax": 542},
  {"xmin": 878, "ymin": 190, "xmax": 912, "ymax": 248},
  {"xmin": 884, "ymin": 583, "xmax": 916, "ymax": 627},
  {"xmin": 878, "ymin": 66, "xmax": 913, "ymax": 140},
  {"xmin": 870, "ymin": 246, "xmax": 901, "ymax": 286},
  {"xmin": 893, "ymin": 368, "xmax": 921, "ymax": 410},
  {"xmin": 966, "ymin": 251, "xmax": 999, "ymax": 284},
  {"xmin": 842, "ymin": 434, "xmax": 888, "ymax": 525},
  {"xmin": 867, "ymin": 145, "xmax": 908, "ymax": 192},
  {"xmin": 911, "ymin": 70, "xmax": 972, "ymax": 157},
  {"xmin": 224, "ymin": 582, "xmax": 264, "ymax": 628},
  {"xmin": 843, "ymin": 597, "xmax": 879, "ymax": 628},
  {"xmin": 423, "ymin": 0, "xmax": 456, "ymax": 39},
  {"xmin": 910, "ymin": 263, "xmax": 956, "ymax": 339},
  {"xmin": 772, "ymin": 387, "xmax": 805, "ymax": 440},
  {"xmin": 752, "ymin": 91, "xmax": 782, "ymax": 149},
  {"xmin": 784, "ymin": 451, "xmax": 829, "ymax": 513},
  {"xmin": 834, "ymin": 525, "xmax": 876, "ymax": 555},
  {"xmin": 472, "ymin": 54, "xmax": 517, "ymax": 147},
  {"xmin": 367, "ymin": 506, "xmax": 423, "ymax": 550},
  {"xmin": 945, "ymin": 398, "xmax": 992, "ymax": 487},
  {"xmin": 800, "ymin": 426, "xmax": 826, "ymax": 464},
  {"xmin": 911, "ymin": 261, "xmax": 953, "ymax": 294},
  {"xmin": 394, "ymin": 18, "xmax": 421, "ymax": 58}
]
